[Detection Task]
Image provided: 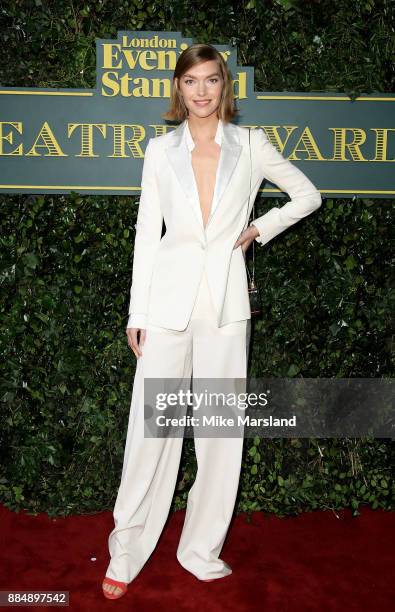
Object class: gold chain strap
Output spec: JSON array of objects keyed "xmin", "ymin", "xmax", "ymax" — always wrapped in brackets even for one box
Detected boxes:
[{"xmin": 243, "ymin": 127, "xmax": 256, "ymax": 288}]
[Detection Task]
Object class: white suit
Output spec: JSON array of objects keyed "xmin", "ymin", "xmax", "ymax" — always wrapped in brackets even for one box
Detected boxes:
[
  {"xmin": 106, "ymin": 117, "xmax": 322, "ymax": 585},
  {"xmin": 127, "ymin": 118, "xmax": 322, "ymax": 331}
]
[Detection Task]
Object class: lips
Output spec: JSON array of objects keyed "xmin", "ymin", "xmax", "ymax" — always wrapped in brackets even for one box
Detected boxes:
[{"xmin": 194, "ymin": 100, "xmax": 210, "ymax": 105}]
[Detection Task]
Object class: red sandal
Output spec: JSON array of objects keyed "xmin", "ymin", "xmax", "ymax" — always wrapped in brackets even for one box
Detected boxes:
[{"xmin": 102, "ymin": 576, "xmax": 128, "ymax": 600}]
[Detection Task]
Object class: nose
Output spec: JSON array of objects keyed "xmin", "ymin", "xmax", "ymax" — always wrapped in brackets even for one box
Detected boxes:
[{"xmin": 197, "ymin": 83, "xmax": 207, "ymax": 95}]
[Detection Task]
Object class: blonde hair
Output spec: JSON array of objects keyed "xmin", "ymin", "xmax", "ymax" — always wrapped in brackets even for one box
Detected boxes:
[{"xmin": 162, "ymin": 43, "xmax": 239, "ymax": 123}]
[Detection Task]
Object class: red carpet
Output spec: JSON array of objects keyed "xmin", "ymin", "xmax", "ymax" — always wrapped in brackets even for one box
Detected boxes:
[{"xmin": 0, "ymin": 503, "xmax": 393, "ymax": 611}]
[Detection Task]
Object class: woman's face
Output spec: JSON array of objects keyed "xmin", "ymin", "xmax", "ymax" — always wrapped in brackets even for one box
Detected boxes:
[{"xmin": 177, "ymin": 60, "xmax": 224, "ymax": 119}]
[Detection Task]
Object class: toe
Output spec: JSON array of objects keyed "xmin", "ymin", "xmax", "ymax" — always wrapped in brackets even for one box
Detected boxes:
[{"xmin": 102, "ymin": 578, "xmax": 126, "ymax": 598}]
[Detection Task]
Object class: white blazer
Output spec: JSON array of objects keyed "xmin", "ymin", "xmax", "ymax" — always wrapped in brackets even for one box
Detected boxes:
[{"xmin": 127, "ymin": 118, "xmax": 322, "ymax": 331}]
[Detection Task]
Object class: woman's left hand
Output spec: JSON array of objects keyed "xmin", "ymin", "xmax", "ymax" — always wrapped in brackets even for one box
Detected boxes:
[{"xmin": 233, "ymin": 224, "xmax": 260, "ymax": 254}]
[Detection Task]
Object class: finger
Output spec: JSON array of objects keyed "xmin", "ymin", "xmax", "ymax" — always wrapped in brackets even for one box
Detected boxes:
[
  {"xmin": 241, "ymin": 239, "xmax": 252, "ymax": 254},
  {"xmin": 131, "ymin": 331, "xmax": 143, "ymax": 358},
  {"xmin": 126, "ymin": 329, "xmax": 133, "ymax": 349},
  {"xmin": 131, "ymin": 343, "xmax": 141, "ymax": 359},
  {"xmin": 127, "ymin": 329, "xmax": 142, "ymax": 358},
  {"xmin": 234, "ymin": 234, "xmax": 246, "ymax": 249},
  {"xmin": 139, "ymin": 329, "xmax": 146, "ymax": 348},
  {"xmin": 125, "ymin": 328, "xmax": 137, "ymax": 358}
]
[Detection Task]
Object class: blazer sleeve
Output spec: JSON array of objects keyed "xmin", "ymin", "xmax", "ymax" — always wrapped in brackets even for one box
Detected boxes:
[
  {"xmin": 127, "ymin": 138, "xmax": 163, "ymax": 329},
  {"xmin": 249, "ymin": 128, "xmax": 322, "ymax": 247}
]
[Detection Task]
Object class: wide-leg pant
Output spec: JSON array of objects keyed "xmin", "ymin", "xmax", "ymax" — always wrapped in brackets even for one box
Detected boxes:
[{"xmin": 106, "ymin": 269, "xmax": 251, "ymax": 583}]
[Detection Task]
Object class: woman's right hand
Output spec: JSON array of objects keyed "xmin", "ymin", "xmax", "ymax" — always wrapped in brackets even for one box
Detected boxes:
[{"xmin": 126, "ymin": 327, "xmax": 146, "ymax": 359}]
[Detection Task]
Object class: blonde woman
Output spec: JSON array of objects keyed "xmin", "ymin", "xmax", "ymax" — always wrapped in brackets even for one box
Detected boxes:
[{"xmin": 102, "ymin": 42, "xmax": 322, "ymax": 599}]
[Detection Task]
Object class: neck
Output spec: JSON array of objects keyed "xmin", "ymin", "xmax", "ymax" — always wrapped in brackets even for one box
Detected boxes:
[{"xmin": 187, "ymin": 114, "xmax": 220, "ymax": 143}]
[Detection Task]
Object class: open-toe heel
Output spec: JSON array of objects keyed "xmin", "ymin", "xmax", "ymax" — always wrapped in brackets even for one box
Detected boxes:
[{"xmin": 102, "ymin": 576, "xmax": 128, "ymax": 599}]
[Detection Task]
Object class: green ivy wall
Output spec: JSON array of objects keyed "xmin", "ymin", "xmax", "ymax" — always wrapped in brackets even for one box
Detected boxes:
[{"xmin": 0, "ymin": 0, "xmax": 393, "ymax": 517}]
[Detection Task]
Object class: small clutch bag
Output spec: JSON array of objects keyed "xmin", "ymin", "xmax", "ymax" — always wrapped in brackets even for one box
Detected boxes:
[
  {"xmin": 244, "ymin": 127, "xmax": 262, "ymax": 317},
  {"xmin": 247, "ymin": 269, "xmax": 262, "ymax": 316}
]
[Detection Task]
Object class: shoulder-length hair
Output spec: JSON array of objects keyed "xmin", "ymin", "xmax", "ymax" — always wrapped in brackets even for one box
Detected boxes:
[{"xmin": 162, "ymin": 43, "xmax": 239, "ymax": 124}]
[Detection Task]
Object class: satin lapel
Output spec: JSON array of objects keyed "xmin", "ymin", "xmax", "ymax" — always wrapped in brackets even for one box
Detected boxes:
[
  {"xmin": 210, "ymin": 127, "xmax": 242, "ymax": 222},
  {"xmin": 165, "ymin": 120, "xmax": 242, "ymax": 231},
  {"xmin": 165, "ymin": 121, "xmax": 200, "ymax": 226}
]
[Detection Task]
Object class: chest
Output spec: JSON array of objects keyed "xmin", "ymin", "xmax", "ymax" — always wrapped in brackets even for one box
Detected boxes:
[{"xmin": 190, "ymin": 142, "xmax": 221, "ymax": 220}]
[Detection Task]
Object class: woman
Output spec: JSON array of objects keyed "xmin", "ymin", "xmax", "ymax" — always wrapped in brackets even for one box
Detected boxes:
[{"xmin": 102, "ymin": 43, "xmax": 321, "ymax": 599}]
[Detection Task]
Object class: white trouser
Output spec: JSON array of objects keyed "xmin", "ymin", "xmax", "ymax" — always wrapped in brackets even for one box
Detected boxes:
[{"xmin": 106, "ymin": 268, "xmax": 251, "ymax": 583}]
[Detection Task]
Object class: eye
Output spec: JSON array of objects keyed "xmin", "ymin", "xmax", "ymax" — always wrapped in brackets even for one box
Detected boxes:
[
  {"xmin": 209, "ymin": 78, "xmax": 219, "ymax": 83},
  {"xmin": 184, "ymin": 79, "xmax": 193, "ymax": 85}
]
